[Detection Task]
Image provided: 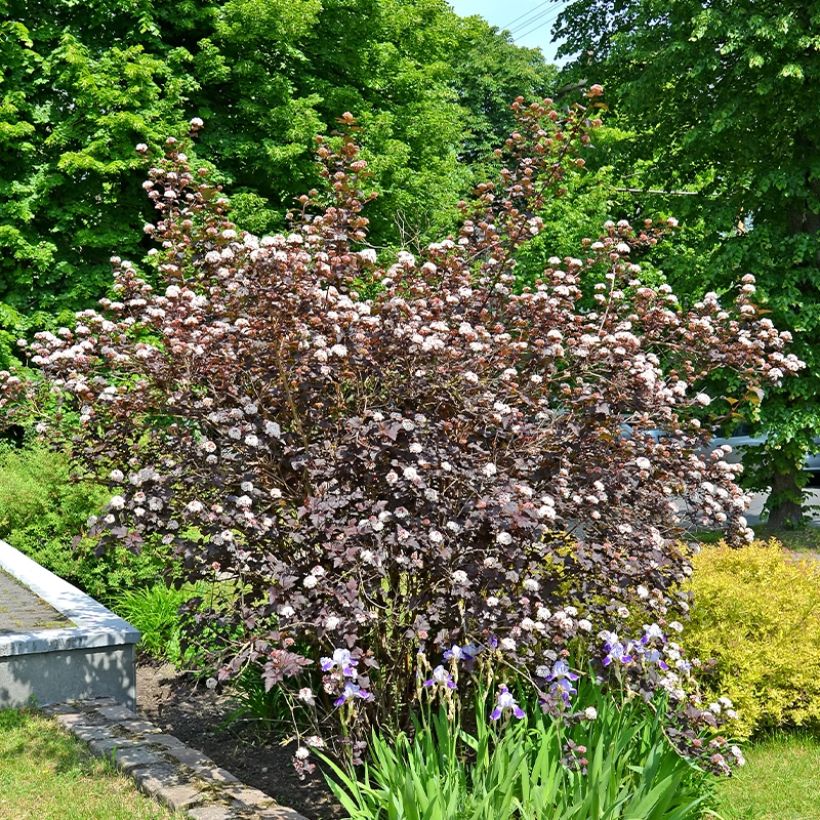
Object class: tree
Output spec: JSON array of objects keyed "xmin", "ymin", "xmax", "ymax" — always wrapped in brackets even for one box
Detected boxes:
[
  {"xmin": 556, "ymin": 0, "xmax": 820, "ymax": 525},
  {"xmin": 449, "ymin": 14, "xmax": 558, "ymax": 165},
  {"xmin": 0, "ymin": 0, "xmax": 557, "ymax": 321}
]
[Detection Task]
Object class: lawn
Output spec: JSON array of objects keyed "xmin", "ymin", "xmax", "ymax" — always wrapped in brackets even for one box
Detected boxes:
[
  {"xmin": 0, "ymin": 709, "xmax": 177, "ymax": 820},
  {"xmin": 751, "ymin": 525, "xmax": 820, "ymax": 554},
  {"xmin": 695, "ymin": 525, "xmax": 820, "ymax": 554},
  {"xmin": 715, "ymin": 733, "xmax": 820, "ymax": 820}
]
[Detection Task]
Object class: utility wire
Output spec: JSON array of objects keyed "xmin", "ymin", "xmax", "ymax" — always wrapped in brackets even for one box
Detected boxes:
[
  {"xmin": 513, "ymin": 6, "xmax": 563, "ymax": 42},
  {"xmin": 502, "ymin": 0, "xmax": 558, "ymax": 34},
  {"xmin": 500, "ymin": 1, "xmax": 552, "ymax": 33},
  {"xmin": 509, "ymin": 6, "xmax": 558, "ymax": 37}
]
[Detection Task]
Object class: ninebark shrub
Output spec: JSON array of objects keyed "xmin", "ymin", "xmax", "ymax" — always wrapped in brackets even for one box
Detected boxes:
[{"xmin": 0, "ymin": 95, "xmax": 800, "ymax": 763}]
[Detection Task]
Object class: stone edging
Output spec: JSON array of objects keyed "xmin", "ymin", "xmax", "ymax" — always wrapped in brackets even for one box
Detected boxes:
[{"xmin": 43, "ymin": 698, "xmax": 308, "ymax": 820}]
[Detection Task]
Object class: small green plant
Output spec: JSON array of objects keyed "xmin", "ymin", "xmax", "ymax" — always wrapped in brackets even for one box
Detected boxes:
[
  {"xmin": 686, "ymin": 540, "xmax": 820, "ymax": 738},
  {"xmin": 220, "ymin": 666, "xmax": 291, "ymax": 733},
  {"xmin": 113, "ymin": 583, "xmax": 205, "ymax": 666},
  {"xmin": 322, "ymin": 681, "xmax": 718, "ymax": 819}
]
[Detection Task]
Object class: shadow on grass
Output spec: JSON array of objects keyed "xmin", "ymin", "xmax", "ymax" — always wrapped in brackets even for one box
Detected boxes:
[{"xmin": 0, "ymin": 708, "xmax": 106, "ymax": 778}]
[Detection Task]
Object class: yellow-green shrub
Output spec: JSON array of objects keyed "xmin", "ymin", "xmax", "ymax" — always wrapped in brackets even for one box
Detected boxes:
[{"xmin": 685, "ymin": 540, "xmax": 820, "ymax": 738}]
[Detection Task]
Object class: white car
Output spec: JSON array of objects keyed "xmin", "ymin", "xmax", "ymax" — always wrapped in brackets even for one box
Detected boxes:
[
  {"xmin": 708, "ymin": 424, "xmax": 820, "ymax": 473},
  {"xmin": 623, "ymin": 422, "xmax": 820, "ymax": 474}
]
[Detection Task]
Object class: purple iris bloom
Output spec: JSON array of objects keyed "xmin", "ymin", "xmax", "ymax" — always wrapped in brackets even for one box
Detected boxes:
[
  {"xmin": 546, "ymin": 659, "xmax": 579, "ymax": 703},
  {"xmin": 548, "ymin": 660, "xmax": 579, "ymax": 683},
  {"xmin": 423, "ymin": 665, "xmax": 457, "ymax": 690},
  {"xmin": 640, "ymin": 624, "xmax": 665, "ymax": 645},
  {"xmin": 333, "ymin": 681, "xmax": 372, "ymax": 706},
  {"xmin": 602, "ymin": 638, "xmax": 633, "ymax": 667},
  {"xmin": 547, "ymin": 660, "xmax": 579, "ymax": 686},
  {"xmin": 443, "ymin": 643, "xmax": 480, "ymax": 662},
  {"xmin": 643, "ymin": 648, "xmax": 669, "ymax": 670},
  {"xmin": 490, "ymin": 685, "xmax": 526, "ymax": 720},
  {"xmin": 320, "ymin": 648, "xmax": 358, "ymax": 677}
]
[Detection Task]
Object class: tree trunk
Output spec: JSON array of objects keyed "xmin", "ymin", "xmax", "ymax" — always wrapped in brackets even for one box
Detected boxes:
[{"xmin": 767, "ymin": 468, "xmax": 804, "ymax": 529}]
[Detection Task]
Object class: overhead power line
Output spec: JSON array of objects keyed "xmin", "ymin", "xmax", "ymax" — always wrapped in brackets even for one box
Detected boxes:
[
  {"xmin": 503, "ymin": 1, "xmax": 563, "ymax": 37},
  {"xmin": 500, "ymin": 1, "xmax": 552, "ymax": 32},
  {"xmin": 513, "ymin": 6, "xmax": 563, "ymax": 42},
  {"xmin": 510, "ymin": 6, "xmax": 559, "ymax": 37}
]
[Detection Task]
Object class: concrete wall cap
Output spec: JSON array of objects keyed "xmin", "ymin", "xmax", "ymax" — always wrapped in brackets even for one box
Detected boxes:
[{"xmin": 0, "ymin": 538, "xmax": 140, "ymax": 657}]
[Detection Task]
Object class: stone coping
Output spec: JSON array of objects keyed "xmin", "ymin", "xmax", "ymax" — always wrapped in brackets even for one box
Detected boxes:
[
  {"xmin": 0, "ymin": 538, "xmax": 140, "ymax": 657},
  {"xmin": 44, "ymin": 698, "xmax": 308, "ymax": 819}
]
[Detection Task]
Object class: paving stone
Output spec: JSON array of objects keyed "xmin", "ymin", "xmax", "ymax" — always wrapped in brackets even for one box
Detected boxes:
[
  {"xmin": 119, "ymin": 719, "xmax": 164, "ymax": 736},
  {"xmin": 160, "ymin": 742, "xmax": 212, "ymax": 769},
  {"xmin": 50, "ymin": 710, "xmax": 82, "ymax": 725},
  {"xmin": 54, "ymin": 712, "xmax": 104, "ymax": 730},
  {"xmin": 187, "ymin": 805, "xmax": 239, "ymax": 820},
  {"xmin": 112, "ymin": 744, "xmax": 165, "ymax": 773},
  {"xmin": 42, "ymin": 702, "xmax": 82, "ymax": 715},
  {"xmin": 254, "ymin": 808, "xmax": 310, "ymax": 820},
  {"xmin": 191, "ymin": 764, "xmax": 240, "ymax": 785},
  {"xmin": 222, "ymin": 799, "xmax": 310, "ymax": 820},
  {"xmin": 81, "ymin": 696, "xmax": 119, "ymax": 707},
  {"xmin": 159, "ymin": 781, "xmax": 206, "ymax": 811},
  {"xmin": 227, "ymin": 785, "xmax": 276, "ymax": 810},
  {"xmin": 96, "ymin": 704, "xmax": 138, "ymax": 722},
  {"xmin": 88, "ymin": 736, "xmax": 144, "ymax": 756},
  {"xmin": 48, "ymin": 700, "xmax": 304, "ymax": 820},
  {"xmin": 0, "ymin": 570, "xmax": 71, "ymax": 632},
  {"xmin": 147, "ymin": 733, "xmax": 189, "ymax": 751},
  {"xmin": 132, "ymin": 762, "xmax": 184, "ymax": 795},
  {"xmin": 72, "ymin": 724, "xmax": 116, "ymax": 743}
]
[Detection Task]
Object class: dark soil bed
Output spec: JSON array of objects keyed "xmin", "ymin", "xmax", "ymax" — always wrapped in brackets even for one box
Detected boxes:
[{"xmin": 136, "ymin": 662, "xmax": 343, "ymax": 820}]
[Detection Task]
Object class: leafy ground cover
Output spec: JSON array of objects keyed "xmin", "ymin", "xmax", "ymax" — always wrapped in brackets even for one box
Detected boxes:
[
  {"xmin": 0, "ymin": 709, "xmax": 177, "ymax": 820},
  {"xmin": 715, "ymin": 732, "xmax": 820, "ymax": 820}
]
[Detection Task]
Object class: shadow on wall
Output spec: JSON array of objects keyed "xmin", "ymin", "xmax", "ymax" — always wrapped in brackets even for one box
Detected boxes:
[
  {"xmin": 0, "ymin": 539, "xmax": 139, "ymax": 708},
  {"xmin": 0, "ymin": 644, "xmax": 137, "ymax": 710}
]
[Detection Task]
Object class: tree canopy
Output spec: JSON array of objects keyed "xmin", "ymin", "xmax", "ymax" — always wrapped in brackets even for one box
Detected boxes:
[
  {"xmin": 0, "ymin": 0, "xmax": 556, "ymax": 318},
  {"xmin": 556, "ymin": 0, "xmax": 820, "ymax": 523}
]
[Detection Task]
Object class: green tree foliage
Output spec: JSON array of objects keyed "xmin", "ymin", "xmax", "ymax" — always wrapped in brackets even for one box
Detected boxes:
[
  {"xmin": 557, "ymin": 0, "xmax": 820, "ymax": 524},
  {"xmin": 0, "ymin": 0, "xmax": 556, "ymax": 322}
]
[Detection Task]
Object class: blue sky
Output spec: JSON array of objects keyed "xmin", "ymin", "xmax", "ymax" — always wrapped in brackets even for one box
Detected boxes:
[{"xmin": 448, "ymin": 1, "xmax": 567, "ymax": 62}]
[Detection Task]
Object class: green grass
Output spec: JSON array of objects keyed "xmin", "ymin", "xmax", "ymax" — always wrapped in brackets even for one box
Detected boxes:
[
  {"xmin": 752, "ymin": 525, "xmax": 820, "ymax": 554},
  {"xmin": 0, "ymin": 709, "xmax": 178, "ymax": 819},
  {"xmin": 716, "ymin": 733, "xmax": 820, "ymax": 819},
  {"xmin": 695, "ymin": 526, "xmax": 820, "ymax": 554}
]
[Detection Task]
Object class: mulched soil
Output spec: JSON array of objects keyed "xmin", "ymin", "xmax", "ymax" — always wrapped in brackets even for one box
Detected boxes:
[{"xmin": 136, "ymin": 662, "xmax": 343, "ymax": 820}]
